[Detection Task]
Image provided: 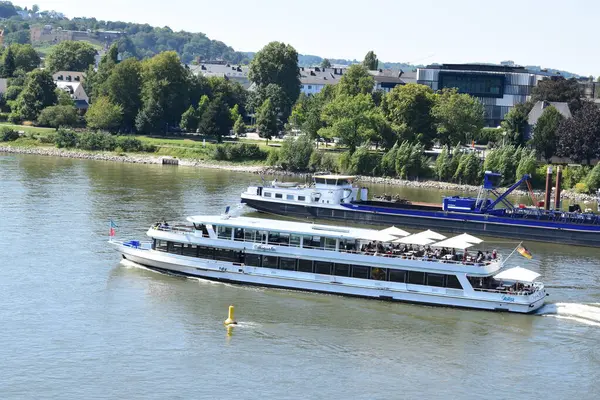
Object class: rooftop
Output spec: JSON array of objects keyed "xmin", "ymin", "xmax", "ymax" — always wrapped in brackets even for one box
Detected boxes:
[{"xmin": 528, "ymin": 101, "xmax": 572, "ymax": 126}]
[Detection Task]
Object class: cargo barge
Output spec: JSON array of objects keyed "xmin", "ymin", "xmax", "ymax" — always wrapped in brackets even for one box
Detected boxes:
[{"xmin": 240, "ymin": 169, "xmax": 600, "ymax": 247}]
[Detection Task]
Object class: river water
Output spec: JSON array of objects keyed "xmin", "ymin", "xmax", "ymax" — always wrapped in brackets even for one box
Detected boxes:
[{"xmin": 1, "ymin": 153, "xmax": 599, "ymax": 400}]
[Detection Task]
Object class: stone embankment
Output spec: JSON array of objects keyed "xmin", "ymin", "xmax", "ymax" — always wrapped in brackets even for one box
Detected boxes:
[
  {"xmin": 2, "ymin": 145, "xmax": 597, "ymax": 203},
  {"xmin": 0, "ymin": 146, "xmax": 264, "ymax": 172}
]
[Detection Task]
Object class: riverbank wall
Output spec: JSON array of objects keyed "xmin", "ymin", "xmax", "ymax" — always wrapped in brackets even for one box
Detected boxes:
[{"xmin": 2, "ymin": 145, "xmax": 597, "ymax": 203}]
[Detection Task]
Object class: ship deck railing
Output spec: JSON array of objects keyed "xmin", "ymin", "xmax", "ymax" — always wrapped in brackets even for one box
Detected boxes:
[{"xmin": 473, "ymin": 282, "xmax": 543, "ymax": 296}]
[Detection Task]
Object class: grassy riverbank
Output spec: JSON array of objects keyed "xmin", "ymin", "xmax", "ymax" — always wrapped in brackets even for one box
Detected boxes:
[{"xmin": 1, "ymin": 126, "xmax": 598, "ymax": 203}]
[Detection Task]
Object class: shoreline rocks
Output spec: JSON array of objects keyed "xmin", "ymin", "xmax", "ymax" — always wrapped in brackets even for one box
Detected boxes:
[{"xmin": 2, "ymin": 145, "xmax": 597, "ymax": 203}]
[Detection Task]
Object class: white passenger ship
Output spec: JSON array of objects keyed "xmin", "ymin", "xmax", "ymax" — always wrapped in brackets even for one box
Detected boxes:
[{"xmin": 110, "ymin": 214, "xmax": 547, "ymax": 313}]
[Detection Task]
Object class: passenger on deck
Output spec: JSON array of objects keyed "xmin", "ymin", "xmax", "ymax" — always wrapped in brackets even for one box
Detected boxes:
[
  {"xmin": 485, "ymin": 251, "xmax": 491, "ymax": 261},
  {"xmin": 492, "ymin": 249, "xmax": 497, "ymax": 260},
  {"xmin": 476, "ymin": 251, "xmax": 484, "ymax": 263}
]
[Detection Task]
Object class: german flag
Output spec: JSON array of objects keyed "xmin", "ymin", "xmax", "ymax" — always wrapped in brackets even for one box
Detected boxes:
[{"xmin": 517, "ymin": 245, "xmax": 533, "ymax": 259}]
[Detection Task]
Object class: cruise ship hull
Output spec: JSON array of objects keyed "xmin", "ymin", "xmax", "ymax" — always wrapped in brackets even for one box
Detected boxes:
[
  {"xmin": 241, "ymin": 198, "xmax": 600, "ymax": 247},
  {"xmin": 114, "ymin": 243, "xmax": 545, "ymax": 314}
]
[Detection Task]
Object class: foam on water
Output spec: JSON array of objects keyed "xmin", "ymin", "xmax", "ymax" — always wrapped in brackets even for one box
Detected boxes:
[{"xmin": 537, "ymin": 303, "xmax": 600, "ymax": 327}]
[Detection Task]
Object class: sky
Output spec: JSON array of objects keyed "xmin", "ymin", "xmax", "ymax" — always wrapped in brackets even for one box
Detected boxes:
[{"xmin": 12, "ymin": 0, "xmax": 599, "ymax": 76}]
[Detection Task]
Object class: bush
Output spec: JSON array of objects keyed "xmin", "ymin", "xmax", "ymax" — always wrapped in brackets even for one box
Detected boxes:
[
  {"xmin": 54, "ymin": 129, "xmax": 78, "ymax": 148},
  {"xmin": 279, "ymin": 135, "xmax": 314, "ymax": 171},
  {"xmin": 0, "ymin": 112, "xmax": 9, "ymax": 122},
  {"xmin": 308, "ymin": 151, "xmax": 337, "ymax": 172},
  {"xmin": 116, "ymin": 136, "xmax": 143, "ymax": 152},
  {"xmin": 574, "ymin": 182, "xmax": 590, "ymax": 194},
  {"xmin": 0, "ymin": 127, "xmax": 19, "ymax": 141},
  {"xmin": 78, "ymin": 131, "xmax": 117, "ymax": 151},
  {"xmin": 342, "ymin": 146, "xmax": 381, "ymax": 176},
  {"xmin": 212, "ymin": 143, "xmax": 266, "ymax": 161},
  {"xmin": 266, "ymin": 148, "xmax": 280, "ymax": 166},
  {"xmin": 7, "ymin": 112, "xmax": 21, "ymax": 124},
  {"xmin": 394, "ymin": 142, "xmax": 429, "ymax": 179},
  {"xmin": 476, "ymin": 127, "xmax": 502, "ymax": 145},
  {"xmin": 38, "ymin": 132, "xmax": 57, "ymax": 144},
  {"xmin": 584, "ymin": 163, "xmax": 600, "ymax": 192},
  {"xmin": 563, "ymin": 165, "xmax": 591, "ymax": 189}
]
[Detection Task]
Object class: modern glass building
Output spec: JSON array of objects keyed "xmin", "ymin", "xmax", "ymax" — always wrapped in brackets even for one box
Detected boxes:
[{"xmin": 417, "ymin": 64, "xmax": 546, "ymax": 127}]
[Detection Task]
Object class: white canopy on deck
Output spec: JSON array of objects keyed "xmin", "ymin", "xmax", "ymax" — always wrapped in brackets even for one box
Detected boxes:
[
  {"xmin": 393, "ymin": 234, "xmax": 436, "ymax": 246},
  {"xmin": 379, "ymin": 226, "xmax": 410, "ymax": 237},
  {"xmin": 358, "ymin": 231, "xmax": 399, "ymax": 243},
  {"xmin": 494, "ymin": 267, "xmax": 540, "ymax": 283},
  {"xmin": 416, "ymin": 229, "xmax": 447, "ymax": 240},
  {"xmin": 431, "ymin": 236, "xmax": 477, "ymax": 249},
  {"xmin": 454, "ymin": 233, "xmax": 484, "ymax": 244}
]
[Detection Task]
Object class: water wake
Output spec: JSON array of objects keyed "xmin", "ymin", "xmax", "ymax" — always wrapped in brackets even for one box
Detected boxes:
[{"xmin": 537, "ymin": 303, "xmax": 600, "ymax": 327}]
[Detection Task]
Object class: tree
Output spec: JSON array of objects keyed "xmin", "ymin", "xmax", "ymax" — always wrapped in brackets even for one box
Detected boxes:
[
  {"xmin": 196, "ymin": 94, "xmax": 210, "ymax": 119},
  {"xmin": 13, "ymin": 70, "xmax": 57, "ymax": 121},
  {"xmin": 256, "ymin": 98, "xmax": 278, "ymax": 141},
  {"xmin": 135, "ymin": 98, "xmax": 164, "ymax": 134},
  {"xmin": 90, "ymin": 43, "xmax": 119, "ymax": 99},
  {"xmin": 363, "ymin": 51, "xmax": 379, "ymax": 71},
  {"xmin": 249, "ymin": 41, "xmax": 300, "ymax": 121},
  {"xmin": 321, "ymin": 59, "xmax": 331, "ymax": 69},
  {"xmin": 432, "ymin": 88, "xmax": 485, "ymax": 146},
  {"xmin": 105, "ymin": 58, "xmax": 142, "ymax": 131},
  {"xmin": 319, "ymin": 93, "xmax": 386, "ymax": 153},
  {"xmin": 2, "ymin": 46, "xmax": 16, "ymax": 78},
  {"xmin": 197, "ymin": 96, "xmax": 232, "ymax": 141},
  {"xmin": 532, "ymin": 77, "xmax": 582, "ymax": 112},
  {"xmin": 46, "ymin": 41, "xmax": 98, "ymax": 72},
  {"xmin": 139, "ymin": 51, "xmax": 192, "ymax": 133},
  {"xmin": 557, "ymin": 102, "xmax": 600, "ymax": 165},
  {"xmin": 531, "ymin": 105, "xmax": 564, "ymax": 161},
  {"xmin": 85, "ymin": 96, "xmax": 123, "ymax": 132},
  {"xmin": 230, "ymin": 104, "xmax": 241, "ymax": 124},
  {"xmin": 500, "ymin": 102, "xmax": 532, "ymax": 146},
  {"xmin": 37, "ymin": 105, "xmax": 77, "ymax": 129},
  {"xmin": 434, "ymin": 146, "xmax": 453, "ymax": 181},
  {"xmin": 279, "ymin": 135, "xmax": 314, "ymax": 171},
  {"xmin": 55, "ymin": 88, "xmax": 74, "ymax": 106},
  {"xmin": 0, "ymin": 2, "xmax": 16, "ymax": 18},
  {"xmin": 32, "ymin": 4, "xmax": 39, "ymax": 13},
  {"xmin": 336, "ymin": 64, "xmax": 374, "ymax": 97},
  {"xmin": 233, "ymin": 115, "xmax": 246, "ymax": 136},
  {"xmin": 180, "ymin": 105, "xmax": 199, "ymax": 132},
  {"xmin": 381, "ymin": 83, "xmax": 437, "ymax": 148},
  {"xmin": 13, "ymin": 44, "xmax": 41, "ymax": 72}
]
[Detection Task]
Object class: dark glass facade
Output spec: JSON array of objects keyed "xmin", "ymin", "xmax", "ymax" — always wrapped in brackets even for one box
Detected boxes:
[{"xmin": 439, "ymin": 72, "xmax": 505, "ymax": 98}]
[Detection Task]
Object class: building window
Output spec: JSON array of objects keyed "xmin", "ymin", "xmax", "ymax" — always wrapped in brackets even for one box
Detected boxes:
[
  {"xmin": 264, "ymin": 192, "xmax": 272, "ymax": 197},
  {"xmin": 286, "ymin": 194, "xmax": 294, "ymax": 200},
  {"xmin": 198, "ymin": 246, "xmax": 215, "ymax": 259},
  {"xmin": 275, "ymin": 193, "xmax": 283, "ymax": 199},
  {"xmin": 290, "ymin": 234, "xmax": 301, "ymax": 247},
  {"xmin": 298, "ymin": 196, "xmax": 306, "ymax": 201},
  {"xmin": 308, "ymin": 85, "xmax": 312, "ymax": 90},
  {"xmin": 155, "ymin": 240, "xmax": 168, "ymax": 252}
]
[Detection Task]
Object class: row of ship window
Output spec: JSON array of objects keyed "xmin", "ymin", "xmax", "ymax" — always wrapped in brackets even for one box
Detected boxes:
[
  {"xmin": 215, "ymin": 225, "xmax": 356, "ymax": 251},
  {"xmin": 263, "ymin": 192, "xmax": 306, "ymax": 201},
  {"xmin": 153, "ymin": 240, "xmax": 463, "ymax": 289}
]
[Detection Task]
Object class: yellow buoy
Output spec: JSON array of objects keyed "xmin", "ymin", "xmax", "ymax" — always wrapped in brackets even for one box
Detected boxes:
[{"xmin": 224, "ymin": 305, "xmax": 237, "ymax": 325}]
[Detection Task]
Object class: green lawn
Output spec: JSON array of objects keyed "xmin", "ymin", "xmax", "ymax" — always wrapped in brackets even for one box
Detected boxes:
[{"xmin": 34, "ymin": 40, "xmax": 104, "ymax": 57}]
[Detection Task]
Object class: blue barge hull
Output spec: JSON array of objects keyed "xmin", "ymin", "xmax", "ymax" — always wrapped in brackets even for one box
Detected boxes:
[{"xmin": 241, "ymin": 198, "xmax": 600, "ymax": 247}]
